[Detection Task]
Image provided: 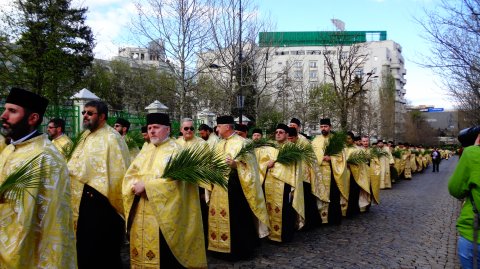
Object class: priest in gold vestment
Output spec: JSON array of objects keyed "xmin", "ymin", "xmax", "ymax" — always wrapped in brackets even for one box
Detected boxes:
[
  {"xmin": 47, "ymin": 118, "xmax": 73, "ymax": 157},
  {"xmin": 123, "ymin": 113, "xmax": 207, "ymax": 268},
  {"xmin": 0, "ymin": 88, "xmax": 77, "ymax": 268},
  {"xmin": 68, "ymin": 100, "xmax": 131, "ymax": 268},
  {"xmin": 208, "ymin": 116, "xmax": 269, "ymax": 261},
  {"xmin": 344, "ymin": 132, "xmax": 371, "ymax": 217},
  {"xmin": 311, "ymin": 118, "xmax": 347, "ymax": 224},
  {"xmin": 378, "ymin": 140, "xmax": 394, "ymax": 189},
  {"xmin": 257, "ymin": 124, "xmax": 304, "ymax": 242}
]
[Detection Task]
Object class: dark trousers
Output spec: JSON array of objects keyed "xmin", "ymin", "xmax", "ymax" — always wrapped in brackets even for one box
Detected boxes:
[
  {"xmin": 346, "ymin": 174, "xmax": 360, "ymax": 218},
  {"xmin": 433, "ymin": 159, "xmax": 440, "ymax": 172},
  {"xmin": 303, "ymin": 182, "xmax": 321, "ymax": 230},
  {"xmin": 328, "ymin": 172, "xmax": 342, "ymax": 225},
  {"xmin": 281, "ymin": 184, "xmax": 296, "ymax": 243},
  {"xmin": 210, "ymin": 171, "xmax": 258, "ymax": 261},
  {"xmin": 77, "ymin": 184, "xmax": 125, "ymax": 269}
]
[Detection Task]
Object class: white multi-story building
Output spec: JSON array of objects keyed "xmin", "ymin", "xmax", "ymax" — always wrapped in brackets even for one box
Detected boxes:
[
  {"xmin": 114, "ymin": 40, "xmax": 170, "ymax": 70},
  {"xmin": 257, "ymin": 31, "xmax": 407, "ymax": 139}
]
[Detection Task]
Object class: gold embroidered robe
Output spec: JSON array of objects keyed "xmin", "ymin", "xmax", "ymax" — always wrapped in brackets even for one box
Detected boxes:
[
  {"xmin": 0, "ymin": 135, "xmax": 77, "ymax": 268},
  {"xmin": 123, "ymin": 139, "xmax": 207, "ymax": 268},
  {"xmin": 379, "ymin": 147, "xmax": 394, "ymax": 189},
  {"xmin": 68, "ymin": 124, "xmax": 130, "ymax": 227},
  {"xmin": 403, "ymin": 149, "xmax": 413, "ymax": 179},
  {"xmin": 311, "ymin": 134, "xmax": 348, "ymax": 222},
  {"xmin": 345, "ymin": 146, "xmax": 371, "ymax": 211},
  {"xmin": 52, "ymin": 134, "xmax": 73, "ymax": 157},
  {"xmin": 206, "ymin": 133, "xmax": 220, "ymax": 150},
  {"xmin": 208, "ymin": 134, "xmax": 269, "ymax": 253},
  {"xmin": 0, "ymin": 135, "xmax": 7, "ymax": 153},
  {"xmin": 369, "ymin": 150, "xmax": 381, "ymax": 205},
  {"xmin": 256, "ymin": 143, "xmax": 305, "ymax": 242}
]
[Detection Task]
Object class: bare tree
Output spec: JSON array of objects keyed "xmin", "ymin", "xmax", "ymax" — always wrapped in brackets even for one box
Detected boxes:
[
  {"xmin": 404, "ymin": 110, "xmax": 437, "ymax": 146},
  {"xmin": 418, "ymin": 0, "xmax": 480, "ymax": 125},
  {"xmin": 322, "ymin": 32, "xmax": 373, "ymax": 130},
  {"xmin": 131, "ymin": 0, "xmax": 212, "ymax": 119},
  {"xmin": 379, "ymin": 71, "xmax": 396, "ymax": 140},
  {"xmin": 198, "ymin": 0, "xmax": 277, "ymax": 121}
]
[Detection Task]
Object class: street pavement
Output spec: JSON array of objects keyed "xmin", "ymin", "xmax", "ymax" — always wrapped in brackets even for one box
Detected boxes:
[{"xmin": 208, "ymin": 156, "xmax": 462, "ymax": 269}]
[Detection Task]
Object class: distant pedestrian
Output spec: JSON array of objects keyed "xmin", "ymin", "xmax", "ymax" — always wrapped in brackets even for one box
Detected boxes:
[{"xmin": 432, "ymin": 148, "xmax": 440, "ymax": 172}]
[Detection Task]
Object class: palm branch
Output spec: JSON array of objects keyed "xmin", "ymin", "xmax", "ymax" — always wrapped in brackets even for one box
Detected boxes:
[
  {"xmin": 0, "ymin": 153, "xmax": 46, "ymax": 204},
  {"xmin": 234, "ymin": 138, "xmax": 277, "ymax": 160},
  {"xmin": 411, "ymin": 150, "xmax": 420, "ymax": 156},
  {"xmin": 162, "ymin": 145, "xmax": 229, "ymax": 189},
  {"xmin": 347, "ymin": 150, "xmax": 370, "ymax": 164},
  {"xmin": 391, "ymin": 149, "xmax": 404, "ymax": 159},
  {"xmin": 369, "ymin": 147, "xmax": 390, "ymax": 159},
  {"xmin": 62, "ymin": 131, "xmax": 86, "ymax": 161},
  {"xmin": 125, "ymin": 131, "xmax": 143, "ymax": 150},
  {"xmin": 276, "ymin": 142, "xmax": 316, "ymax": 166},
  {"xmin": 324, "ymin": 131, "xmax": 347, "ymax": 156},
  {"xmin": 422, "ymin": 150, "xmax": 432, "ymax": 156}
]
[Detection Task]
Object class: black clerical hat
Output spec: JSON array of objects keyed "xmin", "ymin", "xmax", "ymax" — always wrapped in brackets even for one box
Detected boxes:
[
  {"xmin": 252, "ymin": 128, "xmax": 262, "ymax": 135},
  {"xmin": 198, "ymin": 124, "xmax": 210, "ymax": 131},
  {"xmin": 235, "ymin": 124, "xmax": 248, "ymax": 132},
  {"xmin": 320, "ymin": 118, "xmax": 331, "ymax": 126},
  {"xmin": 290, "ymin": 118, "xmax": 301, "ymax": 126},
  {"xmin": 146, "ymin": 113, "xmax": 170, "ymax": 126},
  {"xmin": 217, "ymin": 115, "xmax": 234, "ymax": 124},
  {"xmin": 6, "ymin": 87, "xmax": 49, "ymax": 116},
  {"xmin": 276, "ymin": 123, "xmax": 289, "ymax": 132},
  {"xmin": 115, "ymin": 118, "xmax": 130, "ymax": 129}
]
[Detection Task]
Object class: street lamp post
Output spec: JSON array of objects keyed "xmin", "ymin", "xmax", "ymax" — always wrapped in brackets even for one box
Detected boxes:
[{"xmin": 238, "ymin": 0, "xmax": 243, "ymax": 124}]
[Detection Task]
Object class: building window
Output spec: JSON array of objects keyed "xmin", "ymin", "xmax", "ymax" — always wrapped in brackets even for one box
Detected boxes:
[
  {"xmin": 292, "ymin": 50, "xmax": 305, "ymax": 55},
  {"xmin": 278, "ymin": 62, "xmax": 283, "ymax": 65},
  {"xmin": 294, "ymin": 70, "xmax": 303, "ymax": 80},
  {"xmin": 309, "ymin": 71, "xmax": 317, "ymax": 80},
  {"xmin": 309, "ymin": 61, "xmax": 317, "ymax": 68},
  {"xmin": 294, "ymin": 61, "xmax": 303, "ymax": 68},
  {"xmin": 307, "ymin": 50, "xmax": 321, "ymax": 55},
  {"xmin": 355, "ymin": 68, "xmax": 364, "ymax": 77},
  {"xmin": 341, "ymin": 52, "xmax": 348, "ymax": 60}
]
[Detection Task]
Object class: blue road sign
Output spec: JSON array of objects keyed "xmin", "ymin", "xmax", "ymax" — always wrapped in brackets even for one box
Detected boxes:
[{"xmin": 428, "ymin": 108, "xmax": 444, "ymax": 112}]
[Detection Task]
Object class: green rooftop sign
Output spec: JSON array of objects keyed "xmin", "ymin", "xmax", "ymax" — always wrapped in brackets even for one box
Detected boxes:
[{"xmin": 258, "ymin": 31, "xmax": 387, "ymax": 47}]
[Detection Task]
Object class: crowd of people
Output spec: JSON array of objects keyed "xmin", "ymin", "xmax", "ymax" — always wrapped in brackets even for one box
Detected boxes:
[{"xmin": 0, "ymin": 87, "xmax": 454, "ymax": 268}]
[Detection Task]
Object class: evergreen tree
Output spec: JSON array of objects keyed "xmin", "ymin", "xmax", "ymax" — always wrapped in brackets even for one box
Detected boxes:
[{"xmin": 4, "ymin": 0, "xmax": 94, "ymax": 104}]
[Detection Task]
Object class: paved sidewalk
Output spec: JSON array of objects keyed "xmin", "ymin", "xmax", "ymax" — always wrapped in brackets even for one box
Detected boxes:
[{"xmin": 208, "ymin": 157, "xmax": 462, "ymax": 269}]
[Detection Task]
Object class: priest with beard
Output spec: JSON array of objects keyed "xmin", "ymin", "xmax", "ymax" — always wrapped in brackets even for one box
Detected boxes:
[
  {"xmin": 0, "ymin": 88, "xmax": 76, "ymax": 268},
  {"xmin": 68, "ymin": 100, "xmax": 131, "ymax": 268},
  {"xmin": 123, "ymin": 113, "xmax": 207, "ymax": 268},
  {"xmin": 311, "ymin": 118, "xmax": 347, "ymax": 225},
  {"xmin": 208, "ymin": 116, "xmax": 269, "ymax": 261}
]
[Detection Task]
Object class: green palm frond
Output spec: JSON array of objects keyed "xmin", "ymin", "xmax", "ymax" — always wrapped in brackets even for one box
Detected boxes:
[
  {"xmin": 162, "ymin": 145, "xmax": 229, "ymax": 189},
  {"xmin": 324, "ymin": 131, "xmax": 347, "ymax": 156},
  {"xmin": 411, "ymin": 150, "xmax": 420, "ymax": 156},
  {"xmin": 234, "ymin": 138, "xmax": 277, "ymax": 160},
  {"xmin": 62, "ymin": 131, "xmax": 86, "ymax": 161},
  {"xmin": 276, "ymin": 142, "xmax": 316, "ymax": 166},
  {"xmin": 0, "ymin": 153, "xmax": 46, "ymax": 204},
  {"xmin": 347, "ymin": 150, "xmax": 370, "ymax": 164},
  {"xmin": 125, "ymin": 131, "xmax": 143, "ymax": 150},
  {"xmin": 422, "ymin": 150, "xmax": 432, "ymax": 156},
  {"xmin": 391, "ymin": 149, "xmax": 404, "ymax": 159},
  {"xmin": 369, "ymin": 147, "xmax": 390, "ymax": 159}
]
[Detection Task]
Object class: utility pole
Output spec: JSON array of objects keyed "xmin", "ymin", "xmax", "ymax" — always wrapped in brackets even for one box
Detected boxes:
[{"xmin": 238, "ymin": 0, "xmax": 243, "ymax": 124}]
